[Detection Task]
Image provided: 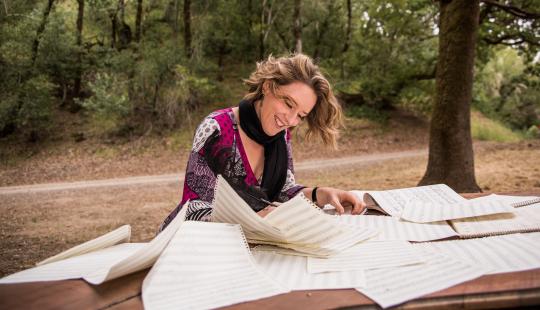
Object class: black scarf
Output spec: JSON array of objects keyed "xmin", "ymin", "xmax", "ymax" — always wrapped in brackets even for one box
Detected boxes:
[{"xmin": 239, "ymin": 99, "xmax": 288, "ymax": 202}]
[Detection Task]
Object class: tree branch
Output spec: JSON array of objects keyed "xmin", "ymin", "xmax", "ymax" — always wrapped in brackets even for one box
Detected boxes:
[
  {"xmin": 480, "ymin": 0, "xmax": 540, "ymax": 19},
  {"xmin": 483, "ymin": 33, "xmax": 540, "ymax": 46}
]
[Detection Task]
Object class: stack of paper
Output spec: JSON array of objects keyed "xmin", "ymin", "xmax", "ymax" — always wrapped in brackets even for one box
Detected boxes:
[
  {"xmin": 415, "ymin": 233, "xmax": 540, "ymax": 274},
  {"xmin": 143, "ymin": 221, "xmax": 288, "ymax": 309},
  {"xmin": 360, "ymin": 184, "xmax": 467, "ymax": 217},
  {"xmin": 4, "ymin": 180, "xmax": 538, "ymax": 310},
  {"xmin": 307, "ymin": 240, "xmax": 425, "ymax": 273},
  {"xmin": 451, "ymin": 195, "xmax": 540, "ymax": 237},
  {"xmin": 0, "ymin": 205, "xmax": 188, "ymax": 284},
  {"xmin": 251, "ymin": 250, "xmax": 366, "ymax": 290},
  {"xmin": 356, "ymin": 250, "xmax": 485, "ymax": 308},
  {"xmin": 335, "ymin": 214, "xmax": 458, "ymax": 241},
  {"xmin": 212, "ymin": 175, "xmax": 378, "ymax": 256},
  {"xmin": 357, "ymin": 184, "xmax": 517, "ymax": 223},
  {"xmin": 250, "ymin": 240, "xmax": 486, "ymax": 309},
  {"xmin": 401, "ymin": 199, "xmax": 514, "ymax": 223}
]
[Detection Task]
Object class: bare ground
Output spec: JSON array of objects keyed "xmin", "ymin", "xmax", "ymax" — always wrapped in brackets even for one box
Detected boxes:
[
  {"xmin": 1, "ymin": 109, "xmax": 539, "ymax": 277},
  {"xmin": 0, "ymin": 110, "xmax": 429, "ymax": 186}
]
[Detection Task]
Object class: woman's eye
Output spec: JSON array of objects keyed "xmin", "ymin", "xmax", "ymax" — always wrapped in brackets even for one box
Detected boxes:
[
  {"xmin": 299, "ymin": 115, "xmax": 306, "ymax": 121},
  {"xmin": 284, "ymin": 100, "xmax": 293, "ymax": 108}
]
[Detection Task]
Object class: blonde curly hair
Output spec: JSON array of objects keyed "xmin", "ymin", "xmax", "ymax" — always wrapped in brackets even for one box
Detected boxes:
[{"xmin": 243, "ymin": 53, "xmax": 343, "ymax": 148}]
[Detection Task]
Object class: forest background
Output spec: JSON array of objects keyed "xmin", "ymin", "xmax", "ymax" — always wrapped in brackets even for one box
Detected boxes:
[
  {"xmin": 0, "ymin": 0, "xmax": 540, "ymax": 276},
  {"xmin": 1, "ymin": 0, "xmax": 539, "ymax": 171},
  {"xmin": 1, "ymin": 0, "xmax": 538, "ymax": 152}
]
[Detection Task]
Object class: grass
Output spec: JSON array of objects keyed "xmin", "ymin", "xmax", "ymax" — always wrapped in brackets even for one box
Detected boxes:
[{"xmin": 471, "ymin": 111, "xmax": 524, "ymax": 142}]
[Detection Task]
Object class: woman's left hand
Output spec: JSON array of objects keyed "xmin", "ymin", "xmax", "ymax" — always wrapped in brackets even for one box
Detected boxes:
[{"xmin": 312, "ymin": 187, "xmax": 366, "ymax": 215}]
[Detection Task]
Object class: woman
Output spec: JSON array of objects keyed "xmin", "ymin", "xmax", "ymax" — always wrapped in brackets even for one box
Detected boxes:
[{"xmin": 159, "ymin": 53, "xmax": 365, "ymax": 232}]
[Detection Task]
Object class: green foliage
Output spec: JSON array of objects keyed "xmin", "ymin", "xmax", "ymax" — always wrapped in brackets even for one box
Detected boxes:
[
  {"xmin": 77, "ymin": 39, "xmax": 219, "ymax": 136},
  {"xmin": 526, "ymin": 125, "xmax": 540, "ymax": 139},
  {"xmin": 335, "ymin": 0, "xmax": 439, "ymax": 109},
  {"xmin": 474, "ymin": 48, "xmax": 540, "ymax": 131},
  {"xmin": 477, "ymin": 0, "xmax": 539, "ymax": 63},
  {"xmin": 80, "ymin": 72, "xmax": 130, "ymax": 120},
  {"xmin": 1, "ymin": 0, "xmax": 538, "ymax": 143},
  {"xmin": 398, "ymin": 80, "xmax": 436, "ymax": 116},
  {"xmin": 0, "ymin": 75, "xmax": 55, "ymax": 139},
  {"xmin": 345, "ymin": 105, "xmax": 389, "ymax": 124},
  {"xmin": 17, "ymin": 75, "xmax": 55, "ymax": 131},
  {"xmin": 471, "ymin": 111, "xmax": 524, "ymax": 142},
  {"xmin": 35, "ymin": 10, "xmax": 80, "ymax": 84}
]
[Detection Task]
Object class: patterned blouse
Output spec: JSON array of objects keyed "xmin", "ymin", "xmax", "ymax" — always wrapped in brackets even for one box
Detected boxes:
[{"xmin": 159, "ymin": 107, "xmax": 305, "ymax": 231}]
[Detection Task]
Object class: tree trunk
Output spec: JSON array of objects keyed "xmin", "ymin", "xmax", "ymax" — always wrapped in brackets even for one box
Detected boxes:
[
  {"xmin": 135, "ymin": 0, "xmax": 143, "ymax": 42},
  {"xmin": 109, "ymin": 0, "xmax": 125, "ymax": 49},
  {"xmin": 110, "ymin": 9, "xmax": 118, "ymax": 48},
  {"xmin": 174, "ymin": 0, "xmax": 179, "ymax": 35},
  {"xmin": 293, "ymin": 0, "xmax": 302, "ymax": 53},
  {"xmin": 119, "ymin": 0, "xmax": 125, "ymax": 23},
  {"xmin": 259, "ymin": 0, "xmax": 267, "ymax": 59},
  {"xmin": 313, "ymin": 2, "xmax": 335, "ymax": 59},
  {"xmin": 418, "ymin": 0, "xmax": 481, "ymax": 193},
  {"xmin": 74, "ymin": 0, "xmax": 85, "ymax": 98},
  {"xmin": 31, "ymin": 0, "xmax": 55, "ymax": 65},
  {"xmin": 340, "ymin": 0, "xmax": 352, "ymax": 78},
  {"xmin": 2, "ymin": 0, "xmax": 8, "ymax": 15},
  {"xmin": 183, "ymin": 0, "xmax": 192, "ymax": 58},
  {"xmin": 217, "ymin": 44, "xmax": 225, "ymax": 81}
]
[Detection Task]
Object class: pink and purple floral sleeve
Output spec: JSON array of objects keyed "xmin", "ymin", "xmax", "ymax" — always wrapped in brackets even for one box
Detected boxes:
[
  {"xmin": 279, "ymin": 130, "xmax": 306, "ymax": 200},
  {"xmin": 158, "ymin": 117, "xmax": 220, "ymax": 232}
]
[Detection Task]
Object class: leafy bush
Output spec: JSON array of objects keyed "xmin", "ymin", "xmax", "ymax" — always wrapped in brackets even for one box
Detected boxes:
[
  {"xmin": 345, "ymin": 105, "xmax": 389, "ymax": 124},
  {"xmin": 0, "ymin": 75, "xmax": 55, "ymax": 140},
  {"xmin": 474, "ymin": 48, "xmax": 539, "ymax": 131},
  {"xmin": 80, "ymin": 72, "xmax": 130, "ymax": 133},
  {"xmin": 471, "ymin": 111, "xmax": 523, "ymax": 142}
]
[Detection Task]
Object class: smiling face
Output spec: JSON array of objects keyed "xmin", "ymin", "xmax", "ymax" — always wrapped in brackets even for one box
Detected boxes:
[{"xmin": 256, "ymin": 81, "xmax": 317, "ymax": 136}]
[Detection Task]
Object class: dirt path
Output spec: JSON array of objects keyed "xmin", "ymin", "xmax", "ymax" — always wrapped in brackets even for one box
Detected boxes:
[{"xmin": 0, "ymin": 149, "xmax": 426, "ymax": 195}]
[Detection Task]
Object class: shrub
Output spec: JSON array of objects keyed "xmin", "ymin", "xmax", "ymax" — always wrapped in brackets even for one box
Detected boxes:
[{"xmin": 471, "ymin": 111, "xmax": 523, "ymax": 142}]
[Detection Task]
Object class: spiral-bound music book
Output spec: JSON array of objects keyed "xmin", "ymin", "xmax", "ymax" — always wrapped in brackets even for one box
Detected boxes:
[
  {"xmin": 212, "ymin": 175, "xmax": 378, "ymax": 257},
  {"xmin": 450, "ymin": 194, "xmax": 540, "ymax": 238},
  {"xmin": 354, "ymin": 184, "xmax": 514, "ymax": 223}
]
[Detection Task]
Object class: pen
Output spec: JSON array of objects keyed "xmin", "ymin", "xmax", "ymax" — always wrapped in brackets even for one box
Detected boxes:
[{"xmin": 241, "ymin": 190, "xmax": 280, "ymax": 207}]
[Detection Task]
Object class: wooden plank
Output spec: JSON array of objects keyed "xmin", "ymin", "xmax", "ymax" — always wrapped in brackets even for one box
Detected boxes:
[
  {"xmin": 0, "ymin": 269, "xmax": 146, "ymax": 310},
  {"xmin": 108, "ymin": 295, "xmax": 143, "ymax": 310}
]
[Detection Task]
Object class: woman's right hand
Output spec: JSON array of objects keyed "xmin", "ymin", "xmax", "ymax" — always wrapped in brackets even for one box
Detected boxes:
[{"xmin": 257, "ymin": 205, "xmax": 277, "ymax": 217}]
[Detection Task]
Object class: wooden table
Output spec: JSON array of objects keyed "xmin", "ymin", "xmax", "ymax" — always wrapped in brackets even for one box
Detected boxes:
[{"xmin": 1, "ymin": 192, "xmax": 539, "ymax": 309}]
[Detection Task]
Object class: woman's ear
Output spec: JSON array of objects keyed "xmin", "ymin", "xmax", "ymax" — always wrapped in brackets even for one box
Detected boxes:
[{"xmin": 262, "ymin": 80, "xmax": 271, "ymax": 95}]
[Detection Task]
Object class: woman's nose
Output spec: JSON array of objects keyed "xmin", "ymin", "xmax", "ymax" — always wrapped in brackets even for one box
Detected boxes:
[{"xmin": 286, "ymin": 112, "xmax": 300, "ymax": 127}]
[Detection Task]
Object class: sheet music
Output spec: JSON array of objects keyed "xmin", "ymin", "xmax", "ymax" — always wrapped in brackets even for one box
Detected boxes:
[
  {"xmin": 0, "ymin": 243, "xmax": 144, "ymax": 284},
  {"xmin": 414, "ymin": 233, "xmax": 540, "ymax": 275},
  {"xmin": 252, "ymin": 250, "xmax": 366, "ymax": 290},
  {"xmin": 142, "ymin": 221, "xmax": 288, "ymax": 310},
  {"xmin": 263, "ymin": 194, "xmax": 378, "ymax": 256},
  {"xmin": 251, "ymin": 245, "xmax": 318, "ymax": 257},
  {"xmin": 336, "ymin": 214, "xmax": 458, "ymax": 241},
  {"xmin": 523, "ymin": 231, "xmax": 540, "ymax": 242},
  {"xmin": 212, "ymin": 175, "xmax": 377, "ymax": 256},
  {"xmin": 37, "ymin": 225, "xmax": 131, "ymax": 266},
  {"xmin": 307, "ymin": 240, "xmax": 425, "ymax": 273},
  {"xmin": 212, "ymin": 175, "xmax": 288, "ymax": 242},
  {"xmin": 84, "ymin": 204, "xmax": 188, "ymax": 284},
  {"xmin": 356, "ymin": 250, "xmax": 485, "ymax": 309},
  {"xmin": 401, "ymin": 198, "xmax": 514, "ymax": 223},
  {"xmin": 366, "ymin": 184, "xmax": 466, "ymax": 217},
  {"xmin": 485, "ymin": 194, "xmax": 540, "ymax": 207},
  {"xmin": 451, "ymin": 195, "xmax": 540, "ymax": 237},
  {"xmin": 0, "ymin": 203, "xmax": 188, "ymax": 285}
]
